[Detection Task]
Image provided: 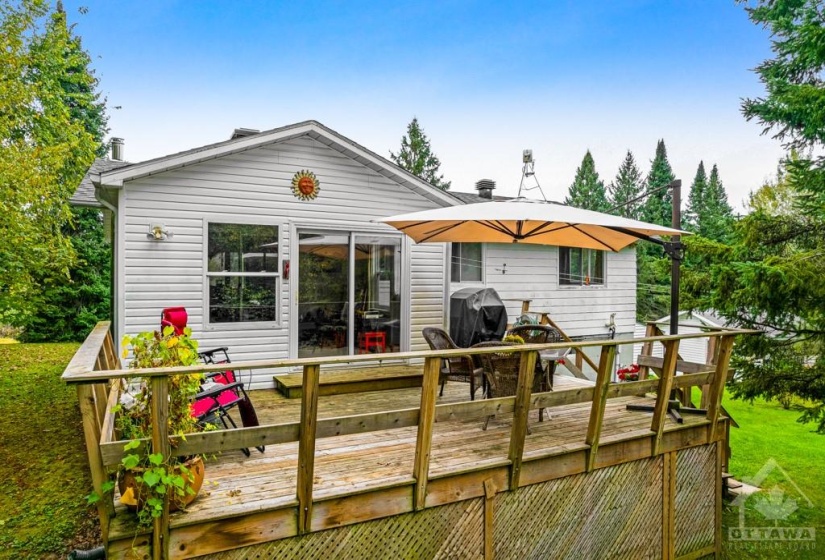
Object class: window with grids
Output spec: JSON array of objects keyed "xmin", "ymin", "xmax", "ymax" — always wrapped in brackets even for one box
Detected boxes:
[
  {"xmin": 451, "ymin": 242, "xmax": 483, "ymax": 283},
  {"xmin": 206, "ymin": 223, "xmax": 280, "ymax": 323},
  {"xmin": 559, "ymin": 247, "xmax": 605, "ymax": 286}
]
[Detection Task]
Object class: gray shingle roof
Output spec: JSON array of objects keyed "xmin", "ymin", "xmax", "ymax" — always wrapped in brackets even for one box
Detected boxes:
[
  {"xmin": 71, "ymin": 158, "xmax": 132, "ymax": 207},
  {"xmin": 448, "ymin": 191, "xmax": 513, "ymax": 204}
]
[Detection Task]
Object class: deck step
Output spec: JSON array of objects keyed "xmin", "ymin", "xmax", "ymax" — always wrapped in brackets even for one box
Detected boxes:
[{"xmin": 273, "ymin": 366, "xmax": 424, "ymax": 398}]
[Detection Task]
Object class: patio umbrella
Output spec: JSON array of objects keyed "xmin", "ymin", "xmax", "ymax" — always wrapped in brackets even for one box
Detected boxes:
[{"xmin": 379, "ymin": 198, "xmax": 686, "ymax": 252}]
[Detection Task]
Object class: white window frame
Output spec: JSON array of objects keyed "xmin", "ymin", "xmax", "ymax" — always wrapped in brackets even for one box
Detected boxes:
[
  {"xmin": 558, "ymin": 247, "xmax": 607, "ymax": 288},
  {"xmin": 450, "ymin": 242, "xmax": 485, "ymax": 285},
  {"xmin": 203, "ymin": 217, "xmax": 283, "ymax": 330}
]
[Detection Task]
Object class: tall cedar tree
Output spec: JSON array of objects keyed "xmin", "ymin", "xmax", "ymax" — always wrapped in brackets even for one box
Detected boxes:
[
  {"xmin": 637, "ymin": 140, "xmax": 676, "ymax": 322},
  {"xmin": 390, "ymin": 117, "xmax": 451, "ymax": 190},
  {"xmin": 564, "ymin": 150, "xmax": 609, "ymax": 211},
  {"xmin": 608, "ymin": 150, "xmax": 644, "ymax": 219},
  {"xmin": 18, "ymin": 1, "xmax": 110, "ymax": 341},
  {"xmin": 641, "ymin": 140, "xmax": 676, "ymax": 226},
  {"xmin": 699, "ymin": 164, "xmax": 734, "ymax": 242},
  {"xmin": 684, "ymin": 161, "xmax": 708, "ymax": 232},
  {"xmin": 0, "ymin": 0, "xmax": 99, "ymax": 326},
  {"xmin": 684, "ymin": 0, "xmax": 825, "ymax": 431}
]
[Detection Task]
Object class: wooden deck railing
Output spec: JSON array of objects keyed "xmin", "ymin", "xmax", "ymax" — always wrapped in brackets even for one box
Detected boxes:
[{"xmin": 63, "ymin": 322, "xmax": 755, "ymax": 560}]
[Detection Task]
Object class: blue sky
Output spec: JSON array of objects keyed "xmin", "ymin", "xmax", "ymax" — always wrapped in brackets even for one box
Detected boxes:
[{"xmin": 64, "ymin": 1, "xmax": 783, "ymax": 211}]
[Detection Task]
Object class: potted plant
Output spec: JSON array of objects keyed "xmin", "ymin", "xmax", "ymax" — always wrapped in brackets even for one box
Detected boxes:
[
  {"xmin": 112, "ymin": 326, "xmax": 208, "ymax": 524},
  {"xmin": 617, "ymin": 363, "xmax": 641, "ymax": 382}
]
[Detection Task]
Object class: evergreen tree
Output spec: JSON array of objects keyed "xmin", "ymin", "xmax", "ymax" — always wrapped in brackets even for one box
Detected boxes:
[
  {"xmin": 390, "ymin": 117, "xmax": 451, "ymax": 190},
  {"xmin": 684, "ymin": 0, "xmax": 825, "ymax": 431},
  {"xmin": 564, "ymin": 150, "xmax": 609, "ymax": 211},
  {"xmin": 17, "ymin": 2, "xmax": 111, "ymax": 340},
  {"xmin": 641, "ymin": 140, "xmax": 676, "ymax": 227},
  {"xmin": 22, "ymin": 206, "xmax": 111, "ymax": 341},
  {"xmin": 0, "ymin": 0, "xmax": 100, "ymax": 326},
  {"xmin": 608, "ymin": 150, "xmax": 644, "ymax": 219},
  {"xmin": 684, "ymin": 161, "xmax": 708, "ymax": 232},
  {"xmin": 699, "ymin": 164, "xmax": 734, "ymax": 242}
]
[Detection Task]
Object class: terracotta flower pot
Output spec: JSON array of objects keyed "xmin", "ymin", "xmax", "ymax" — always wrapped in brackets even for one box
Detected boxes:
[{"xmin": 118, "ymin": 456, "xmax": 205, "ymax": 512}]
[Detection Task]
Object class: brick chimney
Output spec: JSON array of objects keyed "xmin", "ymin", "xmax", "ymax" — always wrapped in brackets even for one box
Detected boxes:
[{"xmin": 475, "ymin": 179, "xmax": 496, "ymax": 199}]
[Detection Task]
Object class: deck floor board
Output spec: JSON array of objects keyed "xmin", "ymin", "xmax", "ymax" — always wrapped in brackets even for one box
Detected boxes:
[{"xmin": 108, "ymin": 370, "xmax": 712, "ymax": 540}]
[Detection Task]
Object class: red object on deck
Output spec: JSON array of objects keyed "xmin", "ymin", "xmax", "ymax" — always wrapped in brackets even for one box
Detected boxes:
[{"xmin": 161, "ymin": 307, "xmax": 188, "ymax": 335}]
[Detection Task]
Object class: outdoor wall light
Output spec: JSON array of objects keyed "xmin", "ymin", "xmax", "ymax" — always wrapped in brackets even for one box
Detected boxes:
[{"xmin": 147, "ymin": 224, "xmax": 173, "ymax": 241}]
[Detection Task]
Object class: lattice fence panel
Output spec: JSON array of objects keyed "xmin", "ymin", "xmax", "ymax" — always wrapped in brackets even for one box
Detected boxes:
[
  {"xmin": 674, "ymin": 443, "xmax": 716, "ymax": 557},
  {"xmin": 197, "ymin": 499, "xmax": 483, "ymax": 560},
  {"xmin": 493, "ymin": 457, "xmax": 663, "ymax": 559}
]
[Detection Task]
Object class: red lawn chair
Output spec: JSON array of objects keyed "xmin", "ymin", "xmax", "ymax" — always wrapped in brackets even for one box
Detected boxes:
[{"xmin": 161, "ymin": 307, "xmax": 264, "ymax": 456}]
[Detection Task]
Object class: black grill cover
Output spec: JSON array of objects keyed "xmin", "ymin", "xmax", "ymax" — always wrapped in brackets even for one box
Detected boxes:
[{"xmin": 449, "ymin": 287, "xmax": 508, "ymax": 348}]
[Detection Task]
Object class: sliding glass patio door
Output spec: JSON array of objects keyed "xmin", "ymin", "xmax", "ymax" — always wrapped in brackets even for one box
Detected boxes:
[{"xmin": 297, "ymin": 231, "xmax": 402, "ymax": 358}]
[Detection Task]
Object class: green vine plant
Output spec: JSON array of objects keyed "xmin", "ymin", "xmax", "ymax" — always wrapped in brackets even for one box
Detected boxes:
[{"xmin": 87, "ymin": 326, "xmax": 210, "ymax": 525}]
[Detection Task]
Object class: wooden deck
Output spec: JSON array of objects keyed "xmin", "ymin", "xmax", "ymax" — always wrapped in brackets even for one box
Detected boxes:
[
  {"xmin": 63, "ymin": 323, "xmax": 751, "ymax": 559},
  {"xmin": 108, "ymin": 373, "xmax": 716, "ymax": 550}
]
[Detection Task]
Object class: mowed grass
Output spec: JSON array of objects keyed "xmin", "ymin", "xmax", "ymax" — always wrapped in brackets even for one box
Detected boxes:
[
  {"xmin": 0, "ymin": 343, "xmax": 100, "ymax": 559},
  {"xmin": 721, "ymin": 392, "xmax": 825, "ymax": 559}
]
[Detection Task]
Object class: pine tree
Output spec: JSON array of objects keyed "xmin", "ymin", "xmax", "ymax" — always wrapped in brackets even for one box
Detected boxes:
[
  {"xmin": 699, "ymin": 164, "xmax": 734, "ymax": 241},
  {"xmin": 641, "ymin": 140, "xmax": 676, "ymax": 227},
  {"xmin": 390, "ymin": 117, "xmax": 451, "ymax": 190},
  {"xmin": 564, "ymin": 150, "xmax": 609, "ymax": 211},
  {"xmin": 608, "ymin": 150, "xmax": 643, "ymax": 219},
  {"xmin": 684, "ymin": 161, "xmax": 708, "ymax": 232}
]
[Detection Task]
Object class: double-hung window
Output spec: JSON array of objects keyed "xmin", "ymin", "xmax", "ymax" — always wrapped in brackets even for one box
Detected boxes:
[
  {"xmin": 206, "ymin": 222, "xmax": 280, "ymax": 323},
  {"xmin": 559, "ymin": 247, "xmax": 605, "ymax": 286},
  {"xmin": 451, "ymin": 242, "xmax": 483, "ymax": 283}
]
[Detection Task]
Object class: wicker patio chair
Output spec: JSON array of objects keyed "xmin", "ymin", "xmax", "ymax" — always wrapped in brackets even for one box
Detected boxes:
[
  {"xmin": 472, "ymin": 341, "xmax": 543, "ymax": 430},
  {"xmin": 506, "ymin": 324, "xmax": 564, "ymax": 390},
  {"xmin": 422, "ymin": 327, "xmax": 484, "ymax": 400}
]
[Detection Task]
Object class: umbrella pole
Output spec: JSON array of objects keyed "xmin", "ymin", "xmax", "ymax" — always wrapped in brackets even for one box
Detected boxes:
[{"xmin": 669, "ymin": 180, "xmax": 682, "ymax": 336}]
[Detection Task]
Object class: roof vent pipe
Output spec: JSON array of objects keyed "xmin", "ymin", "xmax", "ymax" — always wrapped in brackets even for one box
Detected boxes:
[
  {"xmin": 111, "ymin": 137, "xmax": 124, "ymax": 161},
  {"xmin": 475, "ymin": 179, "xmax": 496, "ymax": 199}
]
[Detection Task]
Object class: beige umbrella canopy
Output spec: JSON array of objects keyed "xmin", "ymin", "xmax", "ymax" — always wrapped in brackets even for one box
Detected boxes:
[{"xmin": 379, "ymin": 198, "xmax": 687, "ymax": 252}]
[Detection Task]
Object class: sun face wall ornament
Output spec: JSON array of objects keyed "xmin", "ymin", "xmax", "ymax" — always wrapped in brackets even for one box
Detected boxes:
[{"xmin": 291, "ymin": 170, "xmax": 320, "ymax": 201}]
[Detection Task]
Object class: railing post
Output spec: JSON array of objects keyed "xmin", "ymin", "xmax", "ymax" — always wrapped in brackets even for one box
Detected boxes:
[
  {"xmin": 650, "ymin": 339, "xmax": 680, "ymax": 456},
  {"xmin": 508, "ymin": 349, "xmax": 537, "ymax": 490},
  {"xmin": 413, "ymin": 356, "xmax": 441, "ymax": 510},
  {"xmin": 639, "ymin": 323, "xmax": 657, "ymax": 380},
  {"xmin": 150, "ymin": 376, "xmax": 171, "ymax": 560},
  {"xmin": 585, "ymin": 344, "xmax": 616, "ymax": 471},
  {"xmin": 707, "ymin": 335, "xmax": 735, "ymax": 442},
  {"xmin": 76, "ymin": 384, "xmax": 113, "ymax": 546},
  {"xmin": 701, "ymin": 333, "xmax": 719, "ymax": 409},
  {"xmin": 297, "ymin": 364, "xmax": 320, "ymax": 533}
]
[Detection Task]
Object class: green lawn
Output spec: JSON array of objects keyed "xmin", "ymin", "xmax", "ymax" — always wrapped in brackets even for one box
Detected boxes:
[
  {"xmin": 0, "ymin": 342, "xmax": 100, "ymax": 559},
  {"xmin": 721, "ymin": 393, "xmax": 825, "ymax": 559}
]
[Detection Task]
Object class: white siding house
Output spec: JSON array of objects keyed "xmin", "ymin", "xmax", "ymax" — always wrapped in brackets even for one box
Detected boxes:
[{"xmin": 76, "ymin": 121, "xmax": 640, "ymax": 387}]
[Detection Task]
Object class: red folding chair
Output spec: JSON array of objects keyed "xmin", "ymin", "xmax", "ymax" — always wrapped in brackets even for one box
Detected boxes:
[{"xmin": 161, "ymin": 307, "xmax": 264, "ymax": 456}]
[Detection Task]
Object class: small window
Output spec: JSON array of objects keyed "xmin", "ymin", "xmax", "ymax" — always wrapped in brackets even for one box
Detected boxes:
[
  {"xmin": 451, "ymin": 242, "xmax": 482, "ymax": 283},
  {"xmin": 206, "ymin": 223, "xmax": 280, "ymax": 323},
  {"xmin": 559, "ymin": 247, "xmax": 604, "ymax": 286}
]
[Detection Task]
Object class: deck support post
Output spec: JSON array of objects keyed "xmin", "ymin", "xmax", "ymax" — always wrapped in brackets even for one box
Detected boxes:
[
  {"xmin": 508, "ymin": 349, "xmax": 537, "ymax": 490},
  {"xmin": 483, "ymin": 478, "xmax": 496, "ymax": 559},
  {"xmin": 585, "ymin": 344, "xmax": 616, "ymax": 472},
  {"xmin": 706, "ymin": 335, "xmax": 735, "ymax": 442},
  {"xmin": 297, "ymin": 364, "xmax": 320, "ymax": 534},
  {"xmin": 150, "ymin": 376, "xmax": 171, "ymax": 560},
  {"xmin": 413, "ymin": 356, "xmax": 441, "ymax": 510},
  {"xmin": 662, "ymin": 451, "xmax": 677, "ymax": 560},
  {"xmin": 651, "ymin": 339, "xmax": 680, "ymax": 456}
]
